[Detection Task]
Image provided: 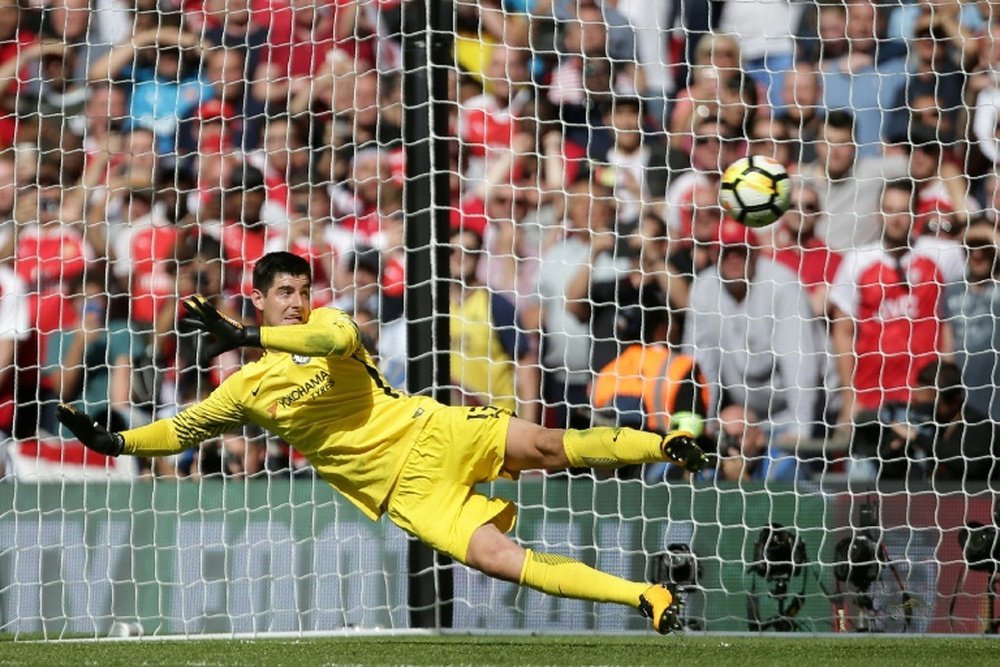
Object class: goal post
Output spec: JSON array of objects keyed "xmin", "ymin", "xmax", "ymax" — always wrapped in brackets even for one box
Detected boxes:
[{"xmin": 2, "ymin": 0, "xmax": 1000, "ymax": 639}]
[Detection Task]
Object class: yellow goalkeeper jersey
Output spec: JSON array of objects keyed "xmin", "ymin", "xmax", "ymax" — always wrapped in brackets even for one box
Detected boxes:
[{"xmin": 121, "ymin": 307, "xmax": 443, "ymax": 520}]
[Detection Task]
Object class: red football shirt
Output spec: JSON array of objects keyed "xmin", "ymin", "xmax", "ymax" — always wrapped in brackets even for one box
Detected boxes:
[
  {"xmin": 830, "ymin": 237, "xmax": 963, "ymax": 409},
  {"xmin": 772, "ymin": 238, "xmax": 842, "ymax": 294}
]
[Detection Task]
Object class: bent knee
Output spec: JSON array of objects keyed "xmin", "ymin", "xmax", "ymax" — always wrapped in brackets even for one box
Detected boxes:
[
  {"xmin": 505, "ymin": 419, "xmax": 567, "ymax": 471},
  {"xmin": 466, "ymin": 525, "xmax": 526, "ymax": 582}
]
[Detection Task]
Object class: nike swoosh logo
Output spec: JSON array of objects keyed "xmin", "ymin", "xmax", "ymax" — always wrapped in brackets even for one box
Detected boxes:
[{"xmin": 251, "ymin": 381, "xmax": 264, "ymax": 397}]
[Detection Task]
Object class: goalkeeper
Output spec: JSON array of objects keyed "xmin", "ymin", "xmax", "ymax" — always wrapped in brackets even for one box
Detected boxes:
[{"xmin": 57, "ymin": 251, "xmax": 708, "ymax": 634}]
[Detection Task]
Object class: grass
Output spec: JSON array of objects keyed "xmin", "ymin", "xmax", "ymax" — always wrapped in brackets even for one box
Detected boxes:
[{"xmin": 1, "ymin": 634, "xmax": 999, "ymax": 667}]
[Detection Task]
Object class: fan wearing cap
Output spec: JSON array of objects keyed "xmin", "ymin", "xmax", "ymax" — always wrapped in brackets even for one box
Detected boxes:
[{"xmin": 683, "ymin": 220, "xmax": 822, "ymax": 443}]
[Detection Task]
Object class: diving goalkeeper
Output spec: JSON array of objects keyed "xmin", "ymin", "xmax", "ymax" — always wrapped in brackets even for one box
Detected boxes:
[{"xmin": 57, "ymin": 251, "xmax": 708, "ymax": 634}]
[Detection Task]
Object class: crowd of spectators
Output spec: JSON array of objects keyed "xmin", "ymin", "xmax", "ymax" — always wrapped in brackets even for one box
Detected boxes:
[{"xmin": 1, "ymin": 0, "xmax": 999, "ymax": 487}]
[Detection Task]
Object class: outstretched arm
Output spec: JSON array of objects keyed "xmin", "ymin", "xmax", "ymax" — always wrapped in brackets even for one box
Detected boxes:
[
  {"xmin": 259, "ymin": 309, "xmax": 360, "ymax": 358},
  {"xmin": 57, "ymin": 377, "xmax": 246, "ymax": 457},
  {"xmin": 182, "ymin": 295, "xmax": 361, "ymax": 360}
]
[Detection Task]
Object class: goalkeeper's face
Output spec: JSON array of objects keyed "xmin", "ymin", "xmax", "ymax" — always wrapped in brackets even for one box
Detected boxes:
[{"xmin": 253, "ymin": 273, "xmax": 312, "ymax": 326}]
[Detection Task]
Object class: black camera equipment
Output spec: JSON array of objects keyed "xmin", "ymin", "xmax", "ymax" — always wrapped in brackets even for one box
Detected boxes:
[
  {"xmin": 950, "ymin": 497, "xmax": 1000, "ymax": 634},
  {"xmin": 653, "ymin": 543, "xmax": 703, "ymax": 630},
  {"xmin": 746, "ymin": 524, "xmax": 814, "ymax": 632},
  {"xmin": 831, "ymin": 498, "xmax": 914, "ymax": 632},
  {"xmin": 656, "ymin": 543, "xmax": 701, "ymax": 589}
]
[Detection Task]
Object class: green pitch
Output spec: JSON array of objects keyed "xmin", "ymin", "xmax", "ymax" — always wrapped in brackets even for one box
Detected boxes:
[{"xmin": 1, "ymin": 635, "xmax": 998, "ymax": 666}]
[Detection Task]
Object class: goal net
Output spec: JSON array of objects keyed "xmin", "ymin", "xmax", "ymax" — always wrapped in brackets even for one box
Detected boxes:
[{"xmin": 2, "ymin": 0, "xmax": 999, "ymax": 638}]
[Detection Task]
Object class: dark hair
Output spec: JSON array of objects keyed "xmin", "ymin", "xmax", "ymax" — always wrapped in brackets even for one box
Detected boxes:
[
  {"xmin": 916, "ymin": 359, "xmax": 964, "ymax": 404},
  {"xmin": 613, "ymin": 96, "xmax": 642, "ymax": 114},
  {"xmin": 641, "ymin": 210, "xmax": 668, "ymax": 238},
  {"xmin": 824, "ymin": 109, "xmax": 856, "ymax": 135},
  {"xmin": 252, "ymin": 251, "xmax": 312, "ymax": 292},
  {"xmin": 176, "ymin": 232, "xmax": 223, "ymax": 264},
  {"xmin": 452, "ymin": 226, "xmax": 484, "ymax": 251},
  {"xmin": 882, "ymin": 177, "xmax": 915, "ymax": 202},
  {"xmin": 908, "ymin": 123, "xmax": 941, "ymax": 152},
  {"xmin": 350, "ymin": 246, "xmax": 382, "ymax": 276},
  {"xmin": 227, "ymin": 163, "xmax": 267, "ymax": 192}
]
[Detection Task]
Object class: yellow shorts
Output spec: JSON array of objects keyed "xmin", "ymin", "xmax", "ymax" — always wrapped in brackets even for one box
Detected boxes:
[{"xmin": 386, "ymin": 405, "xmax": 517, "ymax": 563}]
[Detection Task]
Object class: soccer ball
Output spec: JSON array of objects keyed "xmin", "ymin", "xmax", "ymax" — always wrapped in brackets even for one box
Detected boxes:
[{"xmin": 719, "ymin": 156, "xmax": 792, "ymax": 228}]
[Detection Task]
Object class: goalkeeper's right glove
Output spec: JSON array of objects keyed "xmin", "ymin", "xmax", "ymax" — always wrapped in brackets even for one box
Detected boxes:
[
  {"xmin": 180, "ymin": 294, "xmax": 261, "ymax": 362},
  {"xmin": 56, "ymin": 403, "xmax": 125, "ymax": 457}
]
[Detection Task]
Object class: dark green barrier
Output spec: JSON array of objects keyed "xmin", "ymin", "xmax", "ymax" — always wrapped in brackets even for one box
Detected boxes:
[{"xmin": 0, "ymin": 479, "xmax": 906, "ymax": 636}]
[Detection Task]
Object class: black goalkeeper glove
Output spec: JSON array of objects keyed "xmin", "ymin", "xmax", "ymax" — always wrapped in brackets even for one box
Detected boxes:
[
  {"xmin": 180, "ymin": 294, "xmax": 261, "ymax": 361},
  {"xmin": 56, "ymin": 403, "xmax": 125, "ymax": 457}
]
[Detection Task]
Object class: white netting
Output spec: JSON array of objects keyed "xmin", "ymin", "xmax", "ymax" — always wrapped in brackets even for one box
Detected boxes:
[{"xmin": 2, "ymin": 0, "xmax": 1000, "ymax": 638}]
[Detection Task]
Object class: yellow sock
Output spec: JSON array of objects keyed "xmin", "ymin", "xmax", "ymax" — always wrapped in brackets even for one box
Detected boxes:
[
  {"xmin": 562, "ymin": 427, "xmax": 662, "ymax": 468},
  {"xmin": 518, "ymin": 549, "xmax": 649, "ymax": 608}
]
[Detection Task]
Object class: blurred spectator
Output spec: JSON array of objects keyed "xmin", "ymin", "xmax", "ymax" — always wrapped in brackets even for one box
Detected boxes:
[
  {"xmin": 719, "ymin": 0, "xmax": 801, "ymax": 110},
  {"xmin": 203, "ymin": 163, "xmax": 273, "ymax": 297},
  {"xmin": 547, "ymin": 2, "xmax": 636, "ymax": 140},
  {"xmin": 816, "ymin": 0, "xmax": 906, "ymax": 157},
  {"xmin": 595, "ymin": 96, "xmax": 668, "ymax": 222},
  {"xmin": 252, "ymin": 0, "xmax": 338, "ymax": 109},
  {"xmin": 830, "ymin": 179, "xmax": 964, "ymax": 427},
  {"xmin": 179, "ymin": 46, "xmax": 263, "ymax": 154},
  {"xmin": 769, "ymin": 177, "xmax": 842, "ymax": 320},
  {"xmin": 684, "ymin": 221, "xmax": 821, "ymax": 442},
  {"xmin": 615, "ymin": 0, "xmax": 673, "ymax": 126},
  {"xmin": 91, "ymin": 171, "xmax": 177, "ymax": 326},
  {"xmin": 246, "ymin": 113, "xmax": 311, "ymax": 224},
  {"xmin": 266, "ymin": 183, "xmax": 336, "ymax": 307},
  {"xmin": 906, "ymin": 124, "xmax": 975, "ymax": 236},
  {"xmin": 449, "ymin": 227, "xmax": 539, "ymax": 423},
  {"xmin": 801, "ymin": 110, "xmax": 906, "ymax": 251},
  {"xmin": 199, "ymin": 0, "xmax": 270, "ymax": 80},
  {"xmin": 470, "ymin": 172, "xmax": 545, "ymax": 332},
  {"xmin": 565, "ymin": 210, "xmax": 675, "ymax": 372},
  {"xmin": 1, "ymin": 41, "xmax": 87, "ymax": 133},
  {"xmin": 668, "ymin": 183, "xmax": 723, "ymax": 283},
  {"xmin": 748, "ymin": 116, "xmax": 794, "ymax": 170},
  {"xmin": 591, "ymin": 299, "xmax": 706, "ymax": 438},
  {"xmin": 942, "ymin": 222, "xmax": 1000, "ymax": 423},
  {"xmin": 768, "ymin": 177, "xmax": 843, "ymax": 425},
  {"xmin": 665, "ymin": 115, "xmax": 740, "ymax": 240},
  {"xmin": 872, "ymin": 360, "xmax": 1000, "ymax": 484},
  {"xmin": 458, "ymin": 43, "xmax": 533, "ymax": 185},
  {"xmin": 333, "ymin": 148, "xmax": 393, "ymax": 242},
  {"xmin": 0, "ymin": 152, "xmax": 14, "ymax": 260},
  {"xmin": 888, "ymin": 0, "xmax": 985, "ymax": 67},
  {"xmin": 115, "ymin": 127, "xmax": 159, "ymax": 185},
  {"xmin": 700, "ymin": 404, "xmax": 803, "ymax": 483},
  {"xmin": 77, "ymin": 81, "xmax": 128, "ymax": 152},
  {"xmin": 44, "ymin": 274, "xmax": 148, "ymax": 439},
  {"xmin": 972, "ymin": 21, "xmax": 1000, "ymax": 167},
  {"xmin": 777, "ymin": 63, "xmax": 822, "ymax": 166},
  {"xmin": 0, "ymin": 262, "xmax": 29, "ymax": 443},
  {"xmin": 89, "ymin": 27, "xmax": 212, "ymax": 156},
  {"xmin": 669, "ymin": 33, "xmax": 745, "ymax": 136},
  {"xmin": 0, "ymin": 0, "xmax": 38, "ymax": 148},
  {"xmin": 13, "ymin": 169, "xmax": 88, "ymax": 342},
  {"xmin": 885, "ymin": 13, "xmax": 966, "ymax": 146},
  {"xmin": 332, "ymin": 245, "xmax": 406, "ymax": 389},
  {"xmin": 537, "ymin": 178, "xmax": 621, "ymax": 429}
]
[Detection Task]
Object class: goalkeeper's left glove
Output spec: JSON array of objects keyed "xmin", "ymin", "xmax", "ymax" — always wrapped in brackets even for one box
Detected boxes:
[
  {"xmin": 180, "ymin": 294, "xmax": 261, "ymax": 361},
  {"xmin": 56, "ymin": 404, "xmax": 125, "ymax": 456}
]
